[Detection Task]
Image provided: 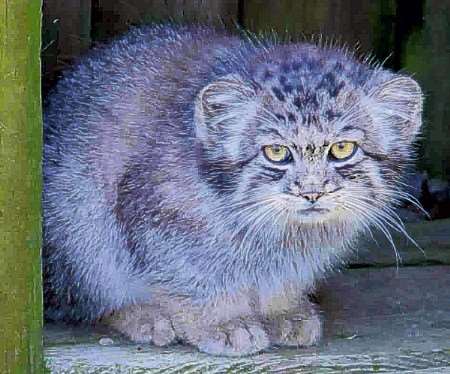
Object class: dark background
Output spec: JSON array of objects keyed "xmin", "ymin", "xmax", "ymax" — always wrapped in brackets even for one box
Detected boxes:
[{"xmin": 41, "ymin": 0, "xmax": 450, "ymax": 219}]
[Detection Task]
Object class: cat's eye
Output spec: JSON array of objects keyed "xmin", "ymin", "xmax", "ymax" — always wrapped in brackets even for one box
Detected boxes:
[
  {"xmin": 263, "ymin": 144, "xmax": 292, "ymax": 164},
  {"xmin": 329, "ymin": 141, "xmax": 357, "ymax": 161}
]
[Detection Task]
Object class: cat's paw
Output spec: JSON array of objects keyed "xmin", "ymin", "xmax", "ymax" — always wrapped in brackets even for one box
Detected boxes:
[
  {"xmin": 107, "ymin": 305, "xmax": 177, "ymax": 347},
  {"xmin": 267, "ymin": 311, "xmax": 322, "ymax": 347},
  {"xmin": 196, "ymin": 319, "xmax": 270, "ymax": 357}
]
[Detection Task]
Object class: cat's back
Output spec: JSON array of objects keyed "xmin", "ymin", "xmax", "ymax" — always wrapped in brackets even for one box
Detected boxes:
[
  {"xmin": 43, "ymin": 25, "xmax": 246, "ymax": 200},
  {"xmin": 44, "ymin": 24, "xmax": 239, "ymax": 140}
]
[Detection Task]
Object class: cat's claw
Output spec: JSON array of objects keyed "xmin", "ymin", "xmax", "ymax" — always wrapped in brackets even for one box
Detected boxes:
[{"xmin": 196, "ymin": 320, "xmax": 270, "ymax": 357}]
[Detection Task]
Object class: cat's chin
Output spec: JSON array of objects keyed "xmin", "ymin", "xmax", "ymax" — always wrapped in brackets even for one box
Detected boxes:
[{"xmin": 292, "ymin": 207, "xmax": 346, "ymax": 224}]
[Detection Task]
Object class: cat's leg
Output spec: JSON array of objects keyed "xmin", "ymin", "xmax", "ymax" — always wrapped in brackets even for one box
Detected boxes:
[{"xmin": 262, "ymin": 297, "xmax": 322, "ymax": 347}]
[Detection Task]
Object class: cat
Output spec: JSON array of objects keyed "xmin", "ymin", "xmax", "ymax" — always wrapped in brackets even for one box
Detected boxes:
[{"xmin": 43, "ymin": 24, "xmax": 423, "ymax": 356}]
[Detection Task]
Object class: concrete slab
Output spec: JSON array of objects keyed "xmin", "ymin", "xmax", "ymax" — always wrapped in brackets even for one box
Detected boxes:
[{"xmin": 44, "ymin": 266, "xmax": 450, "ymax": 373}]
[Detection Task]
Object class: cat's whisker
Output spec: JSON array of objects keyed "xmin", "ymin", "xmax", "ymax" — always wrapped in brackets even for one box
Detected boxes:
[
  {"xmin": 341, "ymin": 186, "xmax": 426, "ymax": 258},
  {"xmin": 341, "ymin": 204, "xmax": 377, "ymax": 240},
  {"xmin": 344, "ymin": 191, "xmax": 405, "ymax": 228},
  {"xmin": 211, "ymin": 194, "xmax": 281, "ymax": 225},
  {"xmin": 348, "ymin": 195, "xmax": 407, "ymax": 230},
  {"xmin": 354, "ymin": 198, "xmax": 426, "ymax": 257},
  {"xmin": 343, "ymin": 199, "xmax": 402, "ymax": 268},
  {"xmin": 383, "ymin": 186, "xmax": 430, "ymax": 218},
  {"xmin": 347, "ymin": 185, "xmax": 429, "ymax": 218}
]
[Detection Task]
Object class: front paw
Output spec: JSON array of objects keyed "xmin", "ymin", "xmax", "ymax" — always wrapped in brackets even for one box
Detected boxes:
[
  {"xmin": 196, "ymin": 319, "xmax": 270, "ymax": 357},
  {"xmin": 107, "ymin": 305, "xmax": 177, "ymax": 347},
  {"xmin": 266, "ymin": 309, "xmax": 322, "ymax": 347}
]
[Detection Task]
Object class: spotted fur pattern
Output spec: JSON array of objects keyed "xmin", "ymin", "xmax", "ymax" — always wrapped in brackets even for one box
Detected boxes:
[{"xmin": 43, "ymin": 24, "xmax": 423, "ymax": 355}]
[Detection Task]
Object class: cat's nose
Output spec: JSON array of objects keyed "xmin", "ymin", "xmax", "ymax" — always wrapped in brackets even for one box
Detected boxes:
[{"xmin": 301, "ymin": 191, "xmax": 324, "ymax": 203}]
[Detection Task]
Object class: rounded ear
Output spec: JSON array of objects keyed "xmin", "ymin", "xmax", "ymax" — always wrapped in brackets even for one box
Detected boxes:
[
  {"xmin": 369, "ymin": 76, "xmax": 423, "ymax": 144},
  {"xmin": 194, "ymin": 74, "xmax": 257, "ymax": 142}
]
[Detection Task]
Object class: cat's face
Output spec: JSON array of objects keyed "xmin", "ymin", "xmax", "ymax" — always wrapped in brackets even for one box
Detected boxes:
[
  {"xmin": 195, "ymin": 56, "xmax": 422, "ymax": 234},
  {"xmin": 243, "ymin": 112, "xmax": 373, "ymax": 225}
]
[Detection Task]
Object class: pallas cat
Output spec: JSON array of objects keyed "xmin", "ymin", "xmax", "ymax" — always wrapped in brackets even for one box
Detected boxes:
[{"xmin": 43, "ymin": 24, "xmax": 423, "ymax": 356}]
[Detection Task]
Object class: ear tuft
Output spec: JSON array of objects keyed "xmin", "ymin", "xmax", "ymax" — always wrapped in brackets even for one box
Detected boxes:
[{"xmin": 370, "ymin": 76, "xmax": 423, "ymax": 143}]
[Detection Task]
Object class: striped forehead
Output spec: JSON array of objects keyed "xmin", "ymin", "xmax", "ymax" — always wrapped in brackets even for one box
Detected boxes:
[
  {"xmin": 250, "ymin": 54, "xmax": 371, "ymax": 150},
  {"xmin": 255, "ymin": 93, "xmax": 368, "ymax": 155},
  {"xmin": 257, "ymin": 90, "xmax": 345, "ymax": 147},
  {"xmin": 258, "ymin": 74, "xmax": 348, "ymax": 130},
  {"xmin": 256, "ymin": 112, "xmax": 333, "ymax": 153},
  {"xmin": 293, "ymin": 126, "xmax": 333, "ymax": 157}
]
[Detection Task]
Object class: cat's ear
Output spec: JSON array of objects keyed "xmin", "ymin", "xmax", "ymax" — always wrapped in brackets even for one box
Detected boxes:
[
  {"xmin": 194, "ymin": 74, "xmax": 257, "ymax": 142},
  {"xmin": 369, "ymin": 76, "xmax": 423, "ymax": 144}
]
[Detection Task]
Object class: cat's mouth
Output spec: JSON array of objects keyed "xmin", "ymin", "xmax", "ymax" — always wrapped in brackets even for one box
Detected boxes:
[
  {"xmin": 302, "ymin": 206, "xmax": 330, "ymax": 214},
  {"xmin": 300, "ymin": 207, "xmax": 330, "ymax": 215}
]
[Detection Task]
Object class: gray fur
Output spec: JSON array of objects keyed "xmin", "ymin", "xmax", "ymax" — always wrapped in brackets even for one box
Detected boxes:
[{"xmin": 43, "ymin": 24, "xmax": 423, "ymax": 355}]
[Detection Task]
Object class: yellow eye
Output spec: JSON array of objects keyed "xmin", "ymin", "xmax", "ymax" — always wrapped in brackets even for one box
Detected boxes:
[
  {"xmin": 263, "ymin": 145, "xmax": 292, "ymax": 163},
  {"xmin": 329, "ymin": 141, "xmax": 357, "ymax": 160}
]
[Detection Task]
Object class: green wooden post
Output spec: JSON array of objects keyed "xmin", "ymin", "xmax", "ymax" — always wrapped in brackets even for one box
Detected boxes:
[{"xmin": 0, "ymin": 1, "xmax": 44, "ymax": 373}]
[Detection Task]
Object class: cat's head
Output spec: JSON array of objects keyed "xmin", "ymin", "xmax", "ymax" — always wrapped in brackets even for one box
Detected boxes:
[{"xmin": 194, "ymin": 46, "xmax": 423, "ymax": 237}]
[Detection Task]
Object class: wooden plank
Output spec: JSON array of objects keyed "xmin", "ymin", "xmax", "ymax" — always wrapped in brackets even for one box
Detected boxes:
[
  {"xmin": 43, "ymin": 0, "xmax": 91, "ymax": 58},
  {"xmin": 42, "ymin": 0, "xmax": 91, "ymax": 93},
  {"xmin": 92, "ymin": 0, "xmax": 239, "ymax": 42},
  {"xmin": 0, "ymin": 1, "xmax": 44, "ymax": 373},
  {"xmin": 44, "ymin": 266, "xmax": 450, "ymax": 372},
  {"xmin": 241, "ymin": 0, "xmax": 376, "ymax": 55}
]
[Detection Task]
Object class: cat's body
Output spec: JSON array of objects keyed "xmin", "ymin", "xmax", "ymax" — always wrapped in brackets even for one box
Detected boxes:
[{"xmin": 43, "ymin": 24, "xmax": 423, "ymax": 356}]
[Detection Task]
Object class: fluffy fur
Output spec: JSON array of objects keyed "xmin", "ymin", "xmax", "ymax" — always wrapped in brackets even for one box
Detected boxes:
[{"xmin": 43, "ymin": 24, "xmax": 423, "ymax": 356}]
